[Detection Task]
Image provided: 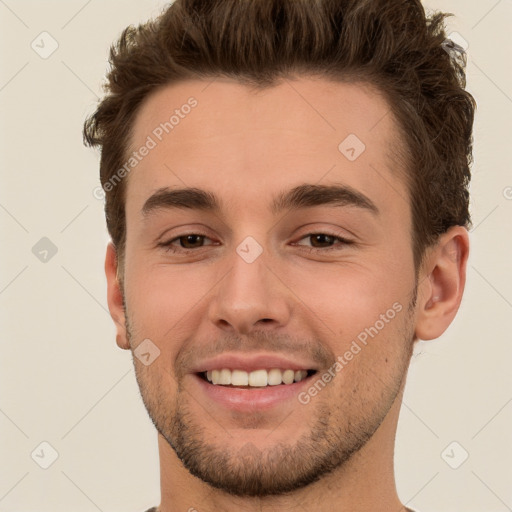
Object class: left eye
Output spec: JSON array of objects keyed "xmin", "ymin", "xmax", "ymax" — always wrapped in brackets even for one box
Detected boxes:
[{"xmin": 295, "ymin": 233, "xmax": 352, "ymax": 250}]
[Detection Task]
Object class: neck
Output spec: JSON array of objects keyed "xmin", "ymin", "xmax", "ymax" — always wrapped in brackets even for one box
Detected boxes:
[{"xmin": 157, "ymin": 386, "xmax": 407, "ymax": 512}]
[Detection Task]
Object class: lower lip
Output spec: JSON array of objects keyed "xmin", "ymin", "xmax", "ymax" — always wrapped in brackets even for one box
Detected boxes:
[{"xmin": 191, "ymin": 373, "xmax": 314, "ymax": 412}]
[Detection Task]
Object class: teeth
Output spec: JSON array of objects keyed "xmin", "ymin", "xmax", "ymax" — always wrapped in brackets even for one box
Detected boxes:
[
  {"xmin": 205, "ymin": 368, "xmax": 309, "ymax": 386},
  {"xmin": 231, "ymin": 369, "xmax": 249, "ymax": 386},
  {"xmin": 248, "ymin": 369, "xmax": 267, "ymax": 387},
  {"xmin": 282, "ymin": 369, "xmax": 295, "ymax": 384},
  {"xmin": 267, "ymin": 368, "xmax": 282, "ymax": 386},
  {"xmin": 219, "ymin": 368, "xmax": 231, "ymax": 385}
]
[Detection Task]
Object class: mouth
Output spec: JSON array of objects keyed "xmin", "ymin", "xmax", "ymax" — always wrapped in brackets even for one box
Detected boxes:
[
  {"xmin": 192, "ymin": 367, "xmax": 319, "ymax": 411},
  {"xmin": 189, "ymin": 353, "xmax": 322, "ymax": 411},
  {"xmin": 197, "ymin": 368, "xmax": 318, "ymax": 388}
]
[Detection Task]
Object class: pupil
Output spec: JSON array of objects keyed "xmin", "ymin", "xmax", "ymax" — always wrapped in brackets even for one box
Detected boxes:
[
  {"xmin": 182, "ymin": 235, "xmax": 203, "ymax": 248},
  {"xmin": 311, "ymin": 234, "xmax": 333, "ymax": 247}
]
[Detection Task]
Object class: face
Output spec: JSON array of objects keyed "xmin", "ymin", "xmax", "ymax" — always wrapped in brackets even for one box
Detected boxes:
[{"xmin": 116, "ymin": 77, "xmax": 420, "ymax": 496}]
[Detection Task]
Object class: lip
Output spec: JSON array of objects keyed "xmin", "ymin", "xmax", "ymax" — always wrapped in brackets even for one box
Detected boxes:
[
  {"xmin": 191, "ymin": 372, "xmax": 316, "ymax": 412},
  {"xmin": 190, "ymin": 352, "xmax": 318, "ymax": 374}
]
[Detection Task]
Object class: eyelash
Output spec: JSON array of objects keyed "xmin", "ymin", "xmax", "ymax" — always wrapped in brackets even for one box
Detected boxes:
[
  {"xmin": 294, "ymin": 233, "xmax": 354, "ymax": 252},
  {"xmin": 158, "ymin": 232, "xmax": 353, "ymax": 254}
]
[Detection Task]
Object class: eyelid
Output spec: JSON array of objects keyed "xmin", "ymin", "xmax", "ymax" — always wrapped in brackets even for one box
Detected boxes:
[
  {"xmin": 287, "ymin": 220, "xmax": 359, "ymax": 243},
  {"xmin": 158, "ymin": 232, "xmax": 353, "ymax": 255},
  {"xmin": 292, "ymin": 232, "xmax": 354, "ymax": 250},
  {"xmin": 155, "ymin": 223, "xmax": 215, "ymax": 244},
  {"xmin": 158, "ymin": 232, "xmax": 216, "ymax": 252}
]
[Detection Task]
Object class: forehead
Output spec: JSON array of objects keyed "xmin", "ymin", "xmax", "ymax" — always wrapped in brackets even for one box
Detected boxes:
[{"xmin": 127, "ymin": 77, "xmax": 408, "ymax": 217}]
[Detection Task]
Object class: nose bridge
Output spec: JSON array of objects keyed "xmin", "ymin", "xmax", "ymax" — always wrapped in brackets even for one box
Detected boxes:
[{"xmin": 208, "ymin": 239, "xmax": 291, "ymax": 333}]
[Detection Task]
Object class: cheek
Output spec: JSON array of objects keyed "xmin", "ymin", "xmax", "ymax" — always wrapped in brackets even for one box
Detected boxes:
[
  {"xmin": 325, "ymin": 307, "xmax": 413, "ymax": 407},
  {"xmin": 123, "ymin": 259, "xmax": 214, "ymax": 341},
  {"xmin": 285, "ymin": 258, "xmax": 412, "ymax": 338}
]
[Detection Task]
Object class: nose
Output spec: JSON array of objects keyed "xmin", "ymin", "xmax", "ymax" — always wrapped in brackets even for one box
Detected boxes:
[{"xmin": 207, "ymin": 245, "xmax": 292, "ymax": 335}]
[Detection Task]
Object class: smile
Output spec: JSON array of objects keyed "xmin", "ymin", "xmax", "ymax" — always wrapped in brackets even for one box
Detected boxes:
[{"xmin": 200, "ymin": 368, "xmax": 316, "ymax": 387}]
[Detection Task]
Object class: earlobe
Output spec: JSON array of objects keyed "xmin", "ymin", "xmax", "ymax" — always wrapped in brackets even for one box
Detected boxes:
[
  {"xmin": 415, "ymin": 226, "xmax": 470, "ymax": 341},
  {"xmin": 105, "ymin": 242, "xmax": 130, "ymax": 350}
]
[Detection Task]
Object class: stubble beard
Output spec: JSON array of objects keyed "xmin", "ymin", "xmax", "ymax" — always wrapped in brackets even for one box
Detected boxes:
[{"xmin": 124, "ymin": 287, "xmax": 417, "ymax": 497}]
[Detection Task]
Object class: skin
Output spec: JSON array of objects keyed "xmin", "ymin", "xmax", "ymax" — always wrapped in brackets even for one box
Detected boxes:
[{"xmin": 105, "ymin": 77, "xmax": 469, "ymax": 512}]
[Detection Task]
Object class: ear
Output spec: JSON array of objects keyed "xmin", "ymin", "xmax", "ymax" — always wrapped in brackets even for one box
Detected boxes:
[
  {"xmin": 415, "ymin": 226, "xmax": 470, "ymax": 341},
  {"xmin": 105, "ymin": 242, "xmax": 130, "ymax": 350}
]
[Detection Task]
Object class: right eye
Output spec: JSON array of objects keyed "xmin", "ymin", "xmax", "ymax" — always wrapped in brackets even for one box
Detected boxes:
[{"xmin": 159, "ymin": 233, "xmax": 217, "ymax": 252}]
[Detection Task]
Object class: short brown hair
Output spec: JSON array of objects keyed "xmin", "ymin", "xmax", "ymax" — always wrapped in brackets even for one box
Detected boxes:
[{"xmin": 83, "ymin": 0, "xmax": 476, "ymax": 270}]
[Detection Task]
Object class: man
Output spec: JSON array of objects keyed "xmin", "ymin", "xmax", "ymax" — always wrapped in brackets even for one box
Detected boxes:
[{"xmin": 83, "ymin": 0, "xmax": 476, "ymax": 510}]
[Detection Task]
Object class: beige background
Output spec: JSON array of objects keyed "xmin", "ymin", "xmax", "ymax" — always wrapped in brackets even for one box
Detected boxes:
[{"xmin": 0, "ymin": 1, "xmax": 511, "ymax": 510}]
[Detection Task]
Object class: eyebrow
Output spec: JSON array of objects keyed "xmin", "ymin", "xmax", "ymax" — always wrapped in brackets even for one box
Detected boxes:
[
  {"xmin": 271, "ymin": 183, "xmax": 379, "ymax": 216},
  {"xmin": 141, "ymin": 183, "xmax": 379, "ymax": 217}
]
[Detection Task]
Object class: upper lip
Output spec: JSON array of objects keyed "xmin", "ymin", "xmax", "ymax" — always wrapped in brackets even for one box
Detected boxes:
[{"xmin": 190, "ymin": 353, "xmax": 319, "ymax": 374}]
